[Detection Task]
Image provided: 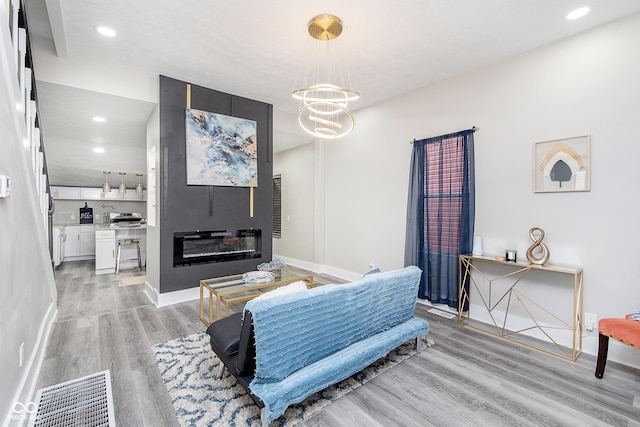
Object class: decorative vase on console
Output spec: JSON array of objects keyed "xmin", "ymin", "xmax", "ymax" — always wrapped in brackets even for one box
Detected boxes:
[{"xmin": 472, "ymin": 236, "xmax": 483, "ymax": 256}]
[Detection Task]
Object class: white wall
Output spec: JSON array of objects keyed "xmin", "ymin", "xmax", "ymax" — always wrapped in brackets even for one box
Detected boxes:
[
  {"xmin": 273, "ymin": 143, "xmax": 316, "ymax": 263},
  {"xmin": 275, "ymin": 13, "xmax": 640, "ymax": 366},
  {"xmin": 0, "ymin": 23, "xmax": 57, "ymax": 427},
  {"xmin": 145, "ymin": 105, "xmax": 160, "ymax": 303}
]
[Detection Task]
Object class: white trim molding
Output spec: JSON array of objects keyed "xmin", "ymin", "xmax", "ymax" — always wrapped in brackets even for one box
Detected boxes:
[{"xmin": 5, "ymin": 304, "xmax": 57, "ymax": 427}]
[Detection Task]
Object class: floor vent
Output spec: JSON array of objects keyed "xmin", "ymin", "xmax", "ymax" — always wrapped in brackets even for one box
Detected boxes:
[{"xmin": 29, "ymin": 370, "xmax": 115, "ymax": 427}]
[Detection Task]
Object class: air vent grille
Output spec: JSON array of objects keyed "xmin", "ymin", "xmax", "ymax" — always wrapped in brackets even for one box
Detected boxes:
[{"xmin": 29, "ymin": 370, "xmax": 115, "ymax": 427}]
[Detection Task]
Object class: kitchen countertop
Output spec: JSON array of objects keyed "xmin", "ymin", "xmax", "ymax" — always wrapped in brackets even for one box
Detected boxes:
[{"xmin": 94, "ymin": 224, "xmax": 147, "ymax": 230}]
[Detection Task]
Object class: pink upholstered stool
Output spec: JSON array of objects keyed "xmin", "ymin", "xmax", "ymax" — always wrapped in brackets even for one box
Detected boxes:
[{"xmin": 595, "ymin": 318, "xmax": 640, "ymax": 378}]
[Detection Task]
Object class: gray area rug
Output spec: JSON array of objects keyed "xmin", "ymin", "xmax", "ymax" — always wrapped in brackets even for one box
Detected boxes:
[{"xmin": 153, "ymin": 332, "xmax": 421, "ymax": 426}]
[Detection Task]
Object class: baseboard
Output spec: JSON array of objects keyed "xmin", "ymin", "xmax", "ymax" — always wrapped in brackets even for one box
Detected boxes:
[
  {"xmin": 61, "ymin": 255, "xmax": 93, "ymax": 262},
  {"xmin": 275, "ymin": 255, "xmax": 315, "ymax": 272},
  {"xmin": 275, "ymin": 255, "xmax": 362, "ymax": 282},
  {"xmin": 321, "ymin": 265, "xmax": 363, "ymax": 282},
  {"xmin": 143, "ymin": 280, "xmax": 158, "ymax": 306},
  {"xmin": 4, "ymin": 303, "xmax": 57, "ymax": 427},
  {"xmin": 144, "ymin": 279, "xmax": 200, "ymax": 308},
  {"xmin": 156, "ymin": 286, "xmax": 200, "ymax": 308}
]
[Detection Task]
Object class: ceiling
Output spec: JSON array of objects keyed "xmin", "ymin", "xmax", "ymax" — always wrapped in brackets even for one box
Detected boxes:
[{"xmin": 24, "ymin": 0, "xmax": 640, "ymax": 188}]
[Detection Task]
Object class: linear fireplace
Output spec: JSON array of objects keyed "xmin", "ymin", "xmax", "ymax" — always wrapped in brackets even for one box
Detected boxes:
[{"xmin": 173, "ymin": 229, "xmax": 262, "ymax": 267}]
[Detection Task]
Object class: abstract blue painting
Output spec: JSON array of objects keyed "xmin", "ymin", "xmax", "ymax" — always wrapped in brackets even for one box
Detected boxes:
[{"xmin": 185, "ymin": 108, "xmax": 257, "ymax": 187}]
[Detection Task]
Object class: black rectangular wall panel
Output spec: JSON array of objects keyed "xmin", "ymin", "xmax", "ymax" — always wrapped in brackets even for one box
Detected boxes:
[{"xmin": 158, "ymin": 75, "xmax": 273, "ymax": 293}]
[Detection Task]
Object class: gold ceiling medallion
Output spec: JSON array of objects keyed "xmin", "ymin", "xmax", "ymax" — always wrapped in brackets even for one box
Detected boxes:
[
  {"xmin": 292, "ymin": 14, "xmax": 359, "ymax": 140},
  {"xmin": 308, "ymin": 14, "xmax": 343, "ymax": 40}
]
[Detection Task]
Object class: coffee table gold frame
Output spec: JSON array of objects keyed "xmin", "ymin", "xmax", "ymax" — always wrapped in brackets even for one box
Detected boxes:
[
  {"xmin": 200, "ymin": 271, "xmax": 315, "ymax": 327},
  {"xmin": 458, "ymin": 255, "xmax": 583, "ymax": 361}
]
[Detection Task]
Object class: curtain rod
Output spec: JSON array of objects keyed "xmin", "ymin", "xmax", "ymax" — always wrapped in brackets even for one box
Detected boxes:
[{"xmin": 410, "ymin": 126, "xmax": 478, "ymax": 144}]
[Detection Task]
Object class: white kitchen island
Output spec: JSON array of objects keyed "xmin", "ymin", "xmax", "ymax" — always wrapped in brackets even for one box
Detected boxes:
[{"xmin": 95, "ymin": 224, "xmax": 147, "ymax": 275}]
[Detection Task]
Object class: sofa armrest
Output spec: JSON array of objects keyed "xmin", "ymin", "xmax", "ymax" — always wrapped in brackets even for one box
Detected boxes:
[
  {"xmin": 236, "ymin": 310, "xmax": 256, "ymax": 375},
  {"xmin": 207, "ymin": 312, "xmax": 243, "ymax": 356},
  {"xmin": 206, "ymin": 311, "xmax": 256, "ymax": 377},
  {"xmin": 205, "ymin": 311, "xmax": 265, "ymax": 410}
]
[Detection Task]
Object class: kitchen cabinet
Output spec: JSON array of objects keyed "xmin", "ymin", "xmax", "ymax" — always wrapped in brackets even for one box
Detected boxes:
[
  {"xmin": 80, "ymin": 231, "xmax": 95, "ymax": 255},
  {"xmin": 64, "ymin": 225, "xmax": 95, "ymax": 260},
  {"xmin": 95, "ymin": 229, "xmax": 116, "ymax": 274},
  {"xmin": 52, "ymin": 186, "xmax": 146, "ymax": 201},
  {"xmin": 122, "ymin": 190, "xmax": 146, "ymax": 201},
  {"xmin": 79, "ymin": 187, "xmax": 103, "ymax": 200},
  {"xmin": 52, "ymin": 187, "xmax": 81, "ymax": 200},
  {"xmin": 64, "ymin": 226, "xmax": 81, "ymax": 258},
  {"xmin": 52, "ymin": 226, "xmax": 66, "ymax": 267},
  {"xmin": 94, "ymin": 227, "xmax": 146, "ymax": 274}
]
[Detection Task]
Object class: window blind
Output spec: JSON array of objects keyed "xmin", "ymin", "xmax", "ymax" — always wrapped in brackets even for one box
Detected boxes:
[{"xmin": 272, "ymin": 175, "xmax": 282, "ymax": 238}]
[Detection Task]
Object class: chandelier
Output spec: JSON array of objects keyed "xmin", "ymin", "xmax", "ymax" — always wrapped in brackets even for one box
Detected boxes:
[{"xmin": 292, "ymin": 14, "xmax": 359, "ymax": 139}]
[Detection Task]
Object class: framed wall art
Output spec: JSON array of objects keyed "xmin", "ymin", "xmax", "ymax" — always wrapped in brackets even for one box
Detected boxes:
[
  {"xmin": 533, "ymin": 134, "xmax": 590, "ymax": 193},
  {"xmin": 185, "ymin": 108, "xmax": 257, "ymax": 187}
]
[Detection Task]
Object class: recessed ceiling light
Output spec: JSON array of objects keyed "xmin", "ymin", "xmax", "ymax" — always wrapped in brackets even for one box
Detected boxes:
[
  {"xmin": 94, "ymin": 147, "xmax": 105, "ymax": 153},
  {"xmin": 93, "ymin": 116, "xmax": 106, "ymax": 123},
  {"xmin": 95, "ymin": 26, "xmax": 116, "ymax": 37},
  {"xmin": 567, "ymin": 7, "xmax": 590, "ymax": 20}
]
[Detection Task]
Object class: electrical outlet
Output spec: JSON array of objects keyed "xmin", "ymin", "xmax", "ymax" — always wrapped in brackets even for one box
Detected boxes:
[{"xmin": 584, "ymin": 312, "xmax": 597, "ymax": 332}]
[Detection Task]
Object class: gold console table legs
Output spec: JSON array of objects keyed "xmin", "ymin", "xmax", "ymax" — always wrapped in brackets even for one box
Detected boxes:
[{"xmin": 458, "ymin": 255, "xmax": 583, "ymax": 361}]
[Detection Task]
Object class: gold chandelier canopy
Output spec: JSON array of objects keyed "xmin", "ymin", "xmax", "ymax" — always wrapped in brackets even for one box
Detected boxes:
[{"xmin": 308, "ymin": 14, "xmax": 343, "ymax": 40}]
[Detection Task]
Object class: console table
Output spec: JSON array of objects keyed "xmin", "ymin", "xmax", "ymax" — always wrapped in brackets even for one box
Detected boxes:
[{"xmin": 458, "ymin": 255, "xmax": 583, "ymax": 361}]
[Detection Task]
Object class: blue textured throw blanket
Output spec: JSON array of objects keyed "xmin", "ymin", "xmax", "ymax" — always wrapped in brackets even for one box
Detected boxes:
[{"xmin": 245, "ymin": 266, "xmax": 430, "ymax": 422}]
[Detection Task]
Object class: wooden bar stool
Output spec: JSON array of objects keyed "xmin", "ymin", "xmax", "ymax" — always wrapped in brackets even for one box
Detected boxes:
[{"xmin": 116, "ymin": 239, "xmax": 142, "ymax": 274}]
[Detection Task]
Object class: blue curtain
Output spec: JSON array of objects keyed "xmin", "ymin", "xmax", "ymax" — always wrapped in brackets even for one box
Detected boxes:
[{"xmin": 404, "ymin": 129, "xmax": 475, "ymax": 308}]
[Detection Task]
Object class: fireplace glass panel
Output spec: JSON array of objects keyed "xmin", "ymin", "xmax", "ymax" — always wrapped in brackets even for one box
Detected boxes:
[{"xmin": 174, "ymin": 229, "xmax": 261, "ymax": 266}]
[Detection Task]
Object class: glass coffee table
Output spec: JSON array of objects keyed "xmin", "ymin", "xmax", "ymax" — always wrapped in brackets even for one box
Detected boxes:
[{"xmin": 199, "ymin": 269, "xmax": 315, "ymax": 326}]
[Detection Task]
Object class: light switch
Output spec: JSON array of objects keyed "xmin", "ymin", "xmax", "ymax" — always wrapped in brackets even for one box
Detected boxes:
[{"xmin": 0, "ymin": 175, "xmax": 10, "ymax": 198}]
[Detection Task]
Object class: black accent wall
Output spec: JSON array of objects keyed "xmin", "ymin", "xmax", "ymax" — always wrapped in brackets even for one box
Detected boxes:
[{"xmin": 158, "ymin": 75, "xmax": 273, "ymax": 293}]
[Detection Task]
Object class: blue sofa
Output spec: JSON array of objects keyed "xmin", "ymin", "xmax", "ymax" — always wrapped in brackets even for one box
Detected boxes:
[{"xmin": 206, "ymin": 266, "xmax": 430, "ymax": 425}]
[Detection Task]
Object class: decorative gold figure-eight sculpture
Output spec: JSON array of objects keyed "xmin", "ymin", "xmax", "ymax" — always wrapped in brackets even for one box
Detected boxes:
[{"xmin": 526, "ymin": 227, "xmax": 550, "ymax": 265}]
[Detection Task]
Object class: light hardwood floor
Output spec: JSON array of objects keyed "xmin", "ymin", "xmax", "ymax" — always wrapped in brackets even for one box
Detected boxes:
[{"xmin": 38, "ymin": 261, "xmax": 640, "ymax": 426}]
